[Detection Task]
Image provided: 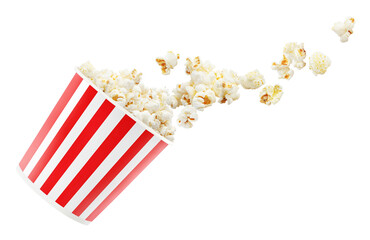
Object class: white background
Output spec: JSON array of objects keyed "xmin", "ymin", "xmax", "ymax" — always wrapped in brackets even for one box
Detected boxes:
[{"xmin": 0, "ymin": 0, "xmax": 369, "ymax": 239}]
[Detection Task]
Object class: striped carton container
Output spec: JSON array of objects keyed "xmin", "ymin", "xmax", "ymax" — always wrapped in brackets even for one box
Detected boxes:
[{"xmin": 17, "ymin": 70, "xmax": 171, "ymax": 224}]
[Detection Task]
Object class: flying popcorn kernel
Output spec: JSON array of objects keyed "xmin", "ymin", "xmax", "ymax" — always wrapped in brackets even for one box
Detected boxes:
[
  {"xmin": 332, "ymin": 17, "xmax": 355, "ymax": 42},
  {"xmin": 217, "ymin": 81, "xmax": 240, "ymax": 104},
  {"xmin": 283, "ymin": 42, "xmax": 307, "ymax": 69},
  {"xmin": 239, "ymin": 70, "xmax": 265, "ymax": 89},
  {"xmin": 185, "ymin": 56, "xmax": 215, "ymax": 74},
  {"xmin": 272, "ymin": 43, "xmax": 306, "ymax": 80},
  {"xmin": 156, "ymin": 51, "xmax": 180, "ymax": 75},
  {"xmin": 272, "ymin": 55, "xmax": 294, "ymax": 80},
  {"xmin": 309, "ymin": 52, "xmax": 331, "ymax": 75},
  {"xmin": 283, "ymin": 42, "xmax": 306, "ymax": 69},
  {"xmin": 259, "ymin": 85, "xmax": 283, "ymax": 105},
  {"xmin": 212, "ymin": 69, "xmax": 240, "ymax": 104},
  {"xmin": 178, "ymin": 106, "xmax": 198, "ymax": 128}
]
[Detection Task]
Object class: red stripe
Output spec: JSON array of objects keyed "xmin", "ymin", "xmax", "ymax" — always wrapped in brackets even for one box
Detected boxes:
[
  {"xmin": 86, "ymin": 140, "xmax": 167, "ymax": 221},
  {"xmin": 55, "ymin": 115, "xmax": 136, "ymax": 207},
  {"xmin": 72, "ymin": 130, "xmax": 154, "ymax": 217},
  {"xmin": 41, "ymin": 100, "xmax": 115, "ymax": 195},
  {"xmin": 28, "ymin": 86, "xmax": 97, "ymax": 183},
  {"xmin": 19, "ymin": 74, "xmax": 83, "ymax": 171}
]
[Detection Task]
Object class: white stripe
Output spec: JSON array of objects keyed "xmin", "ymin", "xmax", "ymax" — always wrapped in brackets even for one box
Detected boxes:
[
  {"xmin": 23, "ymin": 81, "xmax": 89, "ymax": 176},
  {"xmin": 64, "ymin": 124, "xmax": 145, "ymax": 213},
  {"xmin": 79, "ymin": 136, "xmax": 160, "ymax": 219},
  {"xmin": 33, "ymin": 92, "xmax": 106, "ymax": 188},
  {"xmin": 47, "ymin": 108, "xmax": 124, "ymax": 201}
]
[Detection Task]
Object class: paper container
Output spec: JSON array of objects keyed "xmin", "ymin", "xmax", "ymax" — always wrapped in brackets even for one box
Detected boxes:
[{"xmin": 17, "ymin": 70, "xmax": 171, "ymax": 224}]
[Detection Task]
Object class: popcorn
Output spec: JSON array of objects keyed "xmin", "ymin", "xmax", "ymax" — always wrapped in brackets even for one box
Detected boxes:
[
  {"xmin": 185, "ymin": 56, "xmax": 215, "ymax": 74},
  {"xmin": 283, "ymin": 42, "xmax": 307, "ymax": 69},
  {"xmin": 79, "ymin": 55, "xmax": 266, "ymax": 135},
  {"xmin": 78, "ymin": 63, "xmax": 175, "ymax": 141},
  {"xmin": 79, "ymin": 61, "xmax": 95, "ymax": 79},
  {"xmin": 309, "ymin": 52, "xmax": 331, "ymax": 75},
  {"xmin": 155, "ymin": 51, "xmax": 179, "ymax": 75},
  {"xmin": 120, "ymin": 69, "xmax": 142, "ymax": 84},
  {"xmin": 158, "ymin": 124, "xmax": 175, "ymax": 141},
  {"xmin": 156, "ymin": 109, "xmax": 173, "ymax": 123},
  {"xmin": 108, "ymin": 88, "xmax": 126, "ymax": 102},
  {"xmin": 132, "ymin": 110, "xmax": 152, "ymax": 126},
  {"xmin": 190, "ymin": 71, "xmax": 214, "ymax": 86},
  {"xmin": 167, "ymin": 94, "xmax": 181, "ymax": 109},
  {"xmin": 332, "ymin": 17, "xmax": 355, "ymax": 42},
  {"xmin": 192, "ymin": 86, "xmax": 217, "ymax": 111},
  {"xmin": 239, "ymin": 70, "xmax": 265, "ymax": 89},
  {"xmin": 177, "ymin": 106, "xmax": 198, "ymax": 128},
  {"xmin": 180, "ymin": 84, "xmax": 196, "ymax": 106},
  {"xmin": 144, "ymin": 100, "xmax": 160, "ymax": 114},
  {"xmin": 259, "ymin": 85, "xmax": 283, "ymax": 105},
  {"xmin": 169, "ymin": 68, "xmax": 240, "ymax": 109},
  {"xmin": 168, "ymin": 83, "xmax": 193, "ymax": 109},
  {"xmin": 212, "ymin": 69, "xmax": 240, "ymax": 104},
  {"xmin": 215, "ymin": 80, "xmax": 240, "ymax": 104},
  {"xmin": 272, "ymin": 43, "xmax": 306, "ymax": 80},
  {"xmin": 272, "ymin": 55, "xmax": 294, "ymax": 80}
]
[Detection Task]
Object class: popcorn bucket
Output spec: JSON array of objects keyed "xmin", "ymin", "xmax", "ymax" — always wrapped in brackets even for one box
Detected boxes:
[{"xmin": 17, "ymin": 70, "xmax": 171, "ymax": 224}]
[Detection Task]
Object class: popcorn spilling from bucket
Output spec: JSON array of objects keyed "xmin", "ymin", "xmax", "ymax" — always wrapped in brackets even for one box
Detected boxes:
[
  {"xmin": 78, "ymin": 58, "xmax": 262, "ymax": 140},
  {"xmin": 77, "ymin": 16, "xmax": 354, "ymax": 141}
]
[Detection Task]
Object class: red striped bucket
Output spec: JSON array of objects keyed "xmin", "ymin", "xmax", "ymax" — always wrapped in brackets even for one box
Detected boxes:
[{"xmin": 17, "ymin": 70, "xmax": 171, "ymax": 224}]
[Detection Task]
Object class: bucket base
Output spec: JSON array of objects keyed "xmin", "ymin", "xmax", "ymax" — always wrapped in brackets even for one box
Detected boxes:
[{"xmin": 16, "ymin": 166, "xmax": 90, "ymax": 225}]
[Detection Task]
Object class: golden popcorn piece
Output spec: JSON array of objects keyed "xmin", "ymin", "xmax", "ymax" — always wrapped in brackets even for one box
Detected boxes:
[
  {"xmin": 185, "ymin": 56, "xmax": 214, "ymax": 75},
  {"xmin": 259, "ymin": 85, "xmax": 283, "ymax": 105},
  {"xmin": 177, "ymin": 106, "xmax": 198, "ymax": 128},
  {"xmin": 272, "ymin": 55, "xmax": 294, "ymax": 80},
  {"xmin": 332, "ymin": 17, "xmax": 355, "ymax": 43},
  {"xmin": 156, "ymin": 51, "xmax": 180, "ymax": 75},
  {"xmin": 309, "ymin": 52, "xmax": 331, "ymax": 75},
  {"xmin": 239, "ymin": 70, "xmax": 265, "ymax": 89}
]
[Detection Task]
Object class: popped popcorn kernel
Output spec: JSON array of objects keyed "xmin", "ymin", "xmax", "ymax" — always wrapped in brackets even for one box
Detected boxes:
[
  {"xmin": 309, "ymin": 52, "xmax": 331, "ymax": 75},
  {"xmin": 156, "ymin": 51, "xmax": 179, "ymax": 75},
  {"xmin": 272, "ymin": 55, "xmax": 294, "ymax": 80},
  {"xmin": 192, "ymin": 87, "xmax": 217, "ymax": 111},
  {"xmin": 78, "ymin": 61, "xmax": 95, "ymax": 79},
  {"xmin": 332, "ymin": 17, "xmax": 355, "ymax": 42},
  {"xmin": 272, "ymin": 42, "xmax": 307, "ymax": 80},
  {"xmin": 259, "ymin": 85, "xmax": 283, "ymax": 105},
  {"xmin": 283, "ymin": 42, "xmax": 307, "ymax": 69},
  {"xmin": 239, "ymin": 70, "xmax": 265, "ymax": 89},
  {"xmin": 120, "ymin": 69, "xmax": 142, "ymax": 85},
  {"xmin": 177, "ymin": 106, "xmax": 198, "ymax": 128},
  {"xmin": 185, "ymin": 56, "xmax": 215, "ymax": 74},
  {"xmin": 213, "ymin": 69, "xmax": 240, "ymax": 104}
]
